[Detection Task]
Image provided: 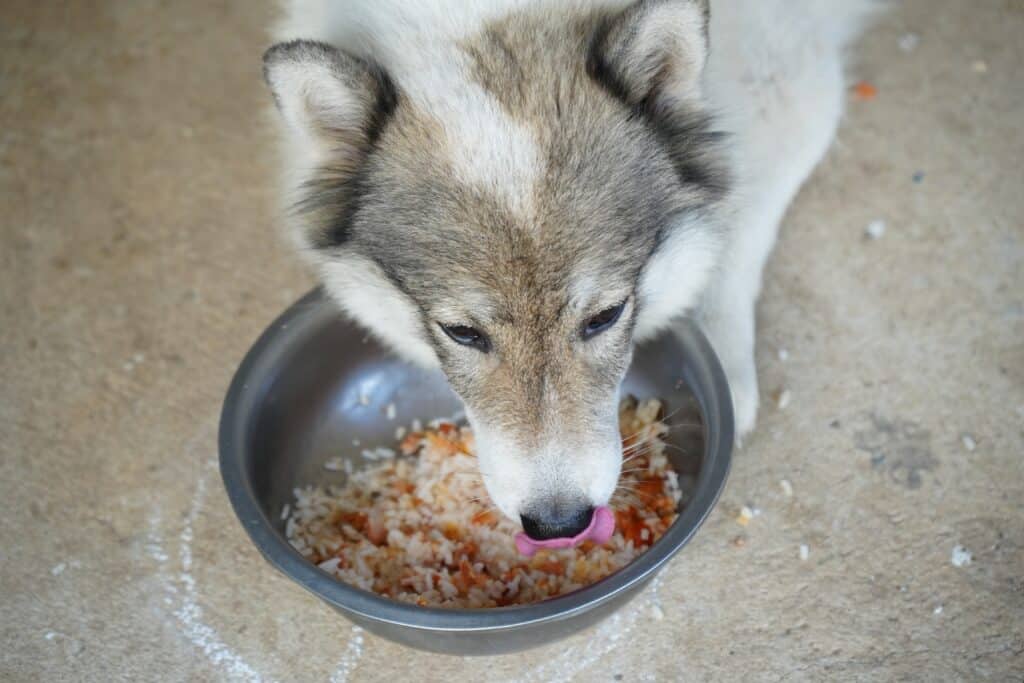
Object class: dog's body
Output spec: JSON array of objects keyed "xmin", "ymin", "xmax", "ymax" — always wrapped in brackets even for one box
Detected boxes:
[{"xmin": 265, "ymin": 0, "xmax": 874, "ymax": 537}]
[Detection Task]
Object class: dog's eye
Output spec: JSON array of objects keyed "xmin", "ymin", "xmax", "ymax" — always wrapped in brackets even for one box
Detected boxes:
[
  {"xmin": 439, "ymin": 323, "xmax": 491, "ymax": 352},
  {"xmin": 582, "ymin": 302, "xmax": 625, "ymax": 339}
]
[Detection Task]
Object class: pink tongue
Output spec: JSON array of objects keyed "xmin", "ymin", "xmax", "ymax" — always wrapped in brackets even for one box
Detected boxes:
[{"xmin": 514, "ymin": 506, "xmax": 616, "ymax": 557}]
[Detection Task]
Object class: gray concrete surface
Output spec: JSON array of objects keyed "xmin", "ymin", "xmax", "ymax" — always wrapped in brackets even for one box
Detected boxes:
[{"xmin": 2, "ymin": 1, "xmax": 1022, "ymax": 681}]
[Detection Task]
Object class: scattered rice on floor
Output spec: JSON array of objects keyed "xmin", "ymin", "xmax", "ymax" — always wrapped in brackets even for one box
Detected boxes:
[
  {"xmin": 865, "ymin": 219, "xmax": 886, "ymax": 240},
  {"xmin": 776, "ymin": 389, "xmax": 792, "ymax": 410},
  {"xmin": 951, "ymin": 545, "xmax": 972, "ymax": 567}
]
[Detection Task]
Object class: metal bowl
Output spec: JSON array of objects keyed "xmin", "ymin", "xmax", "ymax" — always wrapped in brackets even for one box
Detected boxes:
[{"xmin": 219, "ymin": 288, "xmax": 733, "ymax": 655}]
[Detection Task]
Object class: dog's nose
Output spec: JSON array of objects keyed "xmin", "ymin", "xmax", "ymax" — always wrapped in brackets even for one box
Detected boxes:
[{"xmin": 520, "ymin": 503, "xmax": 595, "ymax": 540}]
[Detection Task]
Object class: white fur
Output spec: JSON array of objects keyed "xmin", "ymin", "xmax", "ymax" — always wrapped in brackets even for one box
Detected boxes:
[
  {"xmin": 318, "ymin": 255, "xmax": 440, "ymax": 367},
  {"xmin": 442, "ymin": 95, "xmax": 542, "ymax": 223},
  {"xmin": 264, "ymin": 58, "xmax": 366, "ymax": 149},
  {"xmin": 695, "ymin": 0, "xmax": 877, "ymax": 434},
  {"xmin": 469, "ymin": 405, "xmax": 622, "ymax": 520},
  {"xmin": 634, "ymin": 213, "xmax": 722, "ymax": 341},
  {"xmin": 615, "ymin": 1, "xmax": 708, "ymax": 103}
]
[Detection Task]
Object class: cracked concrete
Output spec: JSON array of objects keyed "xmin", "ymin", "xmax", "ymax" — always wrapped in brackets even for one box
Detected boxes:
[{"xmin": 2, "ymin": 1, "xmax": 1022, "ymax": 681}]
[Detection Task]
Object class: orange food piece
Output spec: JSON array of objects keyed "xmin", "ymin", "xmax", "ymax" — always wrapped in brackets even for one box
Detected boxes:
[
  {"xmin": 471, "ymin": 509, "xmax": 498, "ymax": 526},
  {"xmin": 395, "ymin": 481, "xmax": 415, "ymax": 494},
  {"xmin": 399, "ymin": 432, "xmax": 424, "ymax": 455},
  {"xmin": 648, "ymin": 493, "xmax": 676, "ymax": 517},
  {"xmin": 424, "ymin": 432, "xmax": 459, "ymax": 456},
  {"xmin": 615, "ymin": 507, "xmax": 646, "ymax": 546},
  {"xmin": 338, "ymin": 511, "xmax": 368, "ymax": 532},
  {"xmin": 425, "ymin": 430, "xmax": 473, "ymax": 456},
  {"xmin": 452, "ymin": 558, "xmax": 482, "ymax": 594},
  {"xmin": 635, "ymin": 478, "xmax": 664, "ymax": 502},
  {"xmin": 440, "ymin": 521, "xmax": 461, "ymax": 540},
  {"xmin": 438, "ymin": 422, "xmax": 456, "ymax": 435},
  {"xmin": 456, "ymin": 540, "xmax": 478, "ymax": 560},
  {"xmin": 852, "ymin": 80, "xmax": 877, "ymax": 100},
  {"xmin": 537, "ymin": 559, "xmax": 565, "ymax": 576}
]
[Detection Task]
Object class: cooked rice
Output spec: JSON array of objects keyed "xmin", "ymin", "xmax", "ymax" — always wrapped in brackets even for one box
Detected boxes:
[{"xmin": 284, "ymin": 396, "xmax": 690, "ymax": 608}]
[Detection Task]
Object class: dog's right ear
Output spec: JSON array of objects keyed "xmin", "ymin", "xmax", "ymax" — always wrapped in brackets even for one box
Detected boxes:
[
  {"xmin": 263, "ymin": 40, "xmax": 397, "ymax": 160},
  {"xmin": 589, "ymin": 0, "xmax": 709, "ymax": 110}
]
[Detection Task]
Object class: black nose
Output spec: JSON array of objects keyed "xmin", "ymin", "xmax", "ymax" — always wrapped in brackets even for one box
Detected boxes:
[{"xmin": 520, "ymin": 503, "xmax": 595, "ymax": 540}]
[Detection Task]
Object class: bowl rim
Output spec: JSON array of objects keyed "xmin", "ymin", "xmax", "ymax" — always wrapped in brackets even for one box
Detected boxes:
[{"xmin": 219, "ymin": 288, "xmax": 733, "ymax": 632}]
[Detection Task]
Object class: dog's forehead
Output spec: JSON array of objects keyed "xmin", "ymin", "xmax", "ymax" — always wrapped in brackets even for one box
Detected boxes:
[
  {"xmin": 349, "ymin": 7, "xmax": 694, "ymax": 313},
  {"xmin": 360, "ymin": 107, "xmax": 658, "ymax": 297}
]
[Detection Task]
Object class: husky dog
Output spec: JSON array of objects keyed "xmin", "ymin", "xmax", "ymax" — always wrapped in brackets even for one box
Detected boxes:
[{"xmin": 264, "ymin": 0, "xmax": 875, "ymax": 539}]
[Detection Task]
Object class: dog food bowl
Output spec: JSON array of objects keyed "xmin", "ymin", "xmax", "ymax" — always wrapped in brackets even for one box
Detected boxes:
[{"xmin": 219, "ymin": 288, "xmax": 733, "ymax": 655}]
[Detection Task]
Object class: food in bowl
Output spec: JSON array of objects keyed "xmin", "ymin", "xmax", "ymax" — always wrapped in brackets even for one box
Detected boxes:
[{"xmin": 283, "ymin": 396, "xmax": 692, "ymax": 607}]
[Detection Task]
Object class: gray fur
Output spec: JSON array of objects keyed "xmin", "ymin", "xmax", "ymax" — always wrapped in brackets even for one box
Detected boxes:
[{"xmin": 264, "ymin": 0, "xmax": 728, "ymax": 522}]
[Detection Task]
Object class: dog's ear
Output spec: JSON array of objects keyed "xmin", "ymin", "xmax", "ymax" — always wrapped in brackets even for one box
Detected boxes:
[
  {"xmin": 589, "ymin": 0, "xmax": 709, "ymax": 109},
  {"xmin": 263, "ymin": 40, "xmax": 397, "ymax": 159}
]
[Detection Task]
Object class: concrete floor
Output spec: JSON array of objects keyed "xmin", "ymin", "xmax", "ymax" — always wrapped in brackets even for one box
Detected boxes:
[{"xmin": 2, "ymin": 1, "xmax": 1022, "ymax": 681}]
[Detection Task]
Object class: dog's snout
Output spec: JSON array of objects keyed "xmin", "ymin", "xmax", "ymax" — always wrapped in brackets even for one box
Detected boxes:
[{"xmin": 520, "ymin": 501, "xmax": 594, "ymax": 541}]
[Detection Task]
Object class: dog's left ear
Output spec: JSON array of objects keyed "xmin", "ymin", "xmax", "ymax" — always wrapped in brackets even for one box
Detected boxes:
[{"xmin": 589, "ymin": 0, "xmax": 709, "ymax": 109}]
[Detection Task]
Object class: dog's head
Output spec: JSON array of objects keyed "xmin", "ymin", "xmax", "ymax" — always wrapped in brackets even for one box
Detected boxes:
[{"xmin": 264, "ymin": 0, "xmax": 727, "ymax": 539}]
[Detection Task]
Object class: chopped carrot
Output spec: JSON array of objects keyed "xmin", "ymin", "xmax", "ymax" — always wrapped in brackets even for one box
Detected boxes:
[
  {"xmin": 456, "ymin": 540, "xmax": 478, "ymax": 559},
  {"xmin": 537, "ymin": 559, "xmax": 565, "ymax": 576},
  {"xmin": 471, "ymin": 509, "xmax": 498, "ymax": 526},
  {"xmin": 452, "ymin": 558, "xmax": 479, "ymax": 594},
  {"xmin": 636, "ymin": 478, "xmax": 663, "ymax": 502},
  {"xmin": 852, "ymin": 80, "xmax": 877, "ymax": 100},
  {"xmin": 338, "ymin": 511, "xmax": 368, "ymax": 532},
  {"xmin": 615, "ymin": 507, "xmax": 646, "ymax": 546},
  {"xmin": 399, "ymin": 432, "xmax": 424, "ymax": 455},
  {"xmin": 424, "ymin": 432, "xmax": 459, "ymax": 456}
]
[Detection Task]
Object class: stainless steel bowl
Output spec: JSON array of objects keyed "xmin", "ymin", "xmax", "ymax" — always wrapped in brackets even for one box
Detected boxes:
[{"xmin": 219, "ymin": 288, "xmax": 733, "ymax": 655}]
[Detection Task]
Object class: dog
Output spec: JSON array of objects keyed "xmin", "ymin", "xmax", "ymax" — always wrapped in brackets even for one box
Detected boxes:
[{"xmin": 263, "ymin": 0, "xmax": 875, "ymax": 540}]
